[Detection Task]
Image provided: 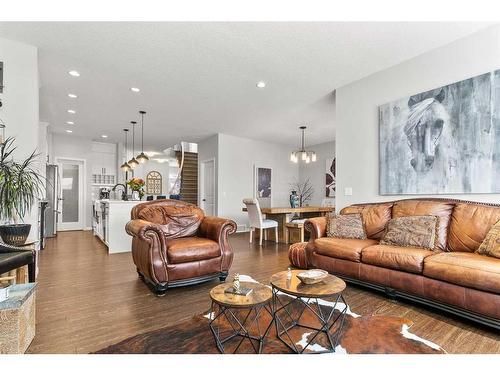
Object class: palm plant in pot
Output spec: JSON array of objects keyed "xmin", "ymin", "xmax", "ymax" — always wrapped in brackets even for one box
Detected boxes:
[{"xmin": 0, "ymin": 137, "xmax": 44, "ymax": 245}]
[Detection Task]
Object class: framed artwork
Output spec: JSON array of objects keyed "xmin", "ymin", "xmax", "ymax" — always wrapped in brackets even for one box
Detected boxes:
[
  {"xmin": 326, "ymin": 157, "xmax": 335, "ymax": 197},
  {"xmin": 254, "ymin": 166, "xmax": 272, "ymax": 208},
  {"xmin": 146, "ymin": 171, "xmax": 162, "ymax": 195},
  {"xmin": 379, "ymin": 69, "xmax": 500, "ymax": 194}
]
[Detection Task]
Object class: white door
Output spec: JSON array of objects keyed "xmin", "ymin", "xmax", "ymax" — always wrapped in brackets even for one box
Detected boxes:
[
  {"xmin": 200, "ymin": 159, "xmax": 215, "ymax": 216},
  {"xmin": 57, "ymin": 158, "xmax": 85, "ymax": 231}
]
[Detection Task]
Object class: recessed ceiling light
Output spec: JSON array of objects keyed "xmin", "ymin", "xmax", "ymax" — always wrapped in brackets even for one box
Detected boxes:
[
  {"xmin": 68, "ymin": 93, "xmax": 77, "ymax": 98},
  {"xmin": 101, "ymin": 135, "xmax": 108, "ymax": 138},
  {"xmin": 256, "ymin": 81, "xmax": 266, "ymax": 88},
  {"xmin": 130, "ymin": 87, "xmax": 140, "ymax": 93},
  {"xmin": 66, "ymin": 129, "xmax": 73, "ymax": 133},
  {"xmin": 67, "ymin": 109, "xmax": 76, "ymax": 114},
  {"xmin": 68, "ymin": 70, "xmax": 80, "ymax": 77},
  {"xmin": 66, "ymin": 121, "xmax": 74, "ymax": 125}
]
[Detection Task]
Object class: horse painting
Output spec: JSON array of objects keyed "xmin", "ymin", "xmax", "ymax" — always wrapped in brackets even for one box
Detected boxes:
[{"xmin": 379, "ymin": 70, "xmax": 500, "ymax": 194}]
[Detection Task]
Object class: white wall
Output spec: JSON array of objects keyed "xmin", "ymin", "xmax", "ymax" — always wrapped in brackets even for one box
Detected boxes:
[
  {"xmin": 217, "ymin": 133, "xmax": 300, "ymax": 229},
  {"xmin": 0, "ymin": 37, "xmax": 40, "ymax": 239},
  {"xmin": 298, "ymin": 140, "xmax": 335, "ymax": 206},
  {"xmin": 336, "ymin": 25, "xmax": 500, "ymax": 211}
]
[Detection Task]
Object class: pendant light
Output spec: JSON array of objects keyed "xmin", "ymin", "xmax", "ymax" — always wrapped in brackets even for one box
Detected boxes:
[
  {"xmin": 128, "ymin": 121, "xmax": 139, "ymax": 169},
  {"xmin": 136, "ymin": 110, "xmax": 149, "ymax": 163},
  {"xmin": 120, "ymin": 129, "xmax": 131, "ymax": 172},
  {"xmin": 290, "ymin": 125, "xmax": 317, "ymax": 164}
]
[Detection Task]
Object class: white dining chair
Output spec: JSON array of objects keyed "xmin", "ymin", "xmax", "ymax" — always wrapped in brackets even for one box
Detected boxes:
[{"xmin": 243, "ymin": 198, "xmax": 278, "ymax": 246}]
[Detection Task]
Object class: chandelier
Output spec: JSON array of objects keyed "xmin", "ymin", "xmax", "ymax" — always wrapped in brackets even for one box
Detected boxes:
[{"xmin": 290, "ymin": 126, "xmax": 316, "ymax": 164}]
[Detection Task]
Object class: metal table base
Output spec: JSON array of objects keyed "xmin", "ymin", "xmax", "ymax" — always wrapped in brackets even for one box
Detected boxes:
[
  {"xmin": 272, "ymin": 286, "xmax": 347, "ymax": 354},
  {"xmin": 209, "ymin": 301, "xmax": 274, "ymax": 354}
]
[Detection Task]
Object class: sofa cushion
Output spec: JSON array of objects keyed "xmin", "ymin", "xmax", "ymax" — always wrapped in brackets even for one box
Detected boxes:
[
  {"xmin": 392, "ymin": 200, "xmax": 454, "ymax": 251},
  {"xmin": 361, "ymin": 245, "xmax": 434, "ymax": 274},
  {"xmin": 166, "ymin": 237, "xmax": 220, "ymax": 264},
  {"xmin": 423, "ymin": 252, "xmax": 500, "ymax": 294},
  {"xmin": 314, "ymin": 237, "xmax": 378, "ymax": 262},
  {"xmin": 380, "ymin": 216, "xmax": 437, "ymax": 250},
  {"xmin": 476, "ymin": 220, "xmax": 500, "ymax": 259},
  {"xmin": 448, "ymin": 203, "xmax": 500, "ymax": 253},
  {"xmin": 340, "ymin": 203, "xmax": 393, "ymax": 240},
  {"xmin": 326, "ymin": 213, "xmax": 367, "ymax": 240}
]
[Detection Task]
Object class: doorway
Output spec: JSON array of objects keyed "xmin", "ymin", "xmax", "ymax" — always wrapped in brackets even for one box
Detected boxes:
[
  {"xmin": 56, "ymin": 158, "xmax": 85, "ymax": 231},
  {"xmin": 200, "ymin": 158, "xmax": 215, "ymax": 216}
]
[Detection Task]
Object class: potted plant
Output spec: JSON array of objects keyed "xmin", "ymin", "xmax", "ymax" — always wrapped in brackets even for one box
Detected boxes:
[
  {"xmin": 127, "ymin": 177, "xmax": 145, "ymax": 200},
  {"xmin": 0, "ymin": 137, "xmax": 44, "ymax": 245}
]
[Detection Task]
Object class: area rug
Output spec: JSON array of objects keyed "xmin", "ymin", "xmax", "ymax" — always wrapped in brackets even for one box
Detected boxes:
[{"xmin": 95, "ymin": 276, "xmax": 445, "ymax": 354}]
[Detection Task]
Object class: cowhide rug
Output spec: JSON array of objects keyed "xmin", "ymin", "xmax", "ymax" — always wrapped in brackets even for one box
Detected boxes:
[{"xmin": 95, "ymin": 276, "xmax": 445, "ymax": 354}]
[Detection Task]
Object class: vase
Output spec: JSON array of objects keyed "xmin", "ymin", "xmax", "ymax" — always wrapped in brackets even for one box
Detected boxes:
[
  {"xmin": 131, "ymin": 191, "xmax": 140, "ymax": 201},
  {"xmin": 289, "ymin": 191, "xmax": 299, "ymax": 208}
]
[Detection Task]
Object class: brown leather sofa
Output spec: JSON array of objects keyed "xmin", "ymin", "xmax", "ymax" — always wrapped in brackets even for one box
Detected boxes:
[
  {"xmin": 304, "ymin": 198, "xmax": 500, "ymax": 329},
  {"xmin": 126, "ymin": 199, "xmax": 237, "ymax": 295}
]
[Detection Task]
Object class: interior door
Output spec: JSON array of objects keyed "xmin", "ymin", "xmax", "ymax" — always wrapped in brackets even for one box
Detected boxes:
[
  {"xmin": 201, "ymin": 159, "xmax": 215, "ymax": 216},
  {"xmin": 57, "ymin": 159, "xmax": 85, "ymax": 231}
]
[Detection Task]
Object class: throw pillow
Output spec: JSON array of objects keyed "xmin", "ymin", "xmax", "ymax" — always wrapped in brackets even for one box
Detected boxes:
[
  {"xmin": 380, "ymin": 216, "xmax": 438, "ymax": 250},
  {"xmin": 476, "ymin": 220, "xmax": 500, "ymax": 259},
  {"xmin": 326, "ymin": 213, "xmax": 367, "ymax": 240}
]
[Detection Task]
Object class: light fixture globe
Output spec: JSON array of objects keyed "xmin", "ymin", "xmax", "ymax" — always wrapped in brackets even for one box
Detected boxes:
[
  {"xmin": 136, "ymin": 152, "xmax": 149, "ymax": 163},
  {"xmin": 120, "ymin": 162, "xmax": 131, "ymax": 172},
  {"xmin": 290, "ymin": 125, "xmax": 316, "ymax": 164},
  {"xmin": 136, "ymin": 110, "xmax": 149, "ymax": 164}
]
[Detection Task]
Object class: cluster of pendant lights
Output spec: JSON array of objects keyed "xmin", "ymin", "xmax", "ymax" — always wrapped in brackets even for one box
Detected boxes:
[
  {"xmin": 290, "ymin": 126, "xmax": 317, "ymax": 164},
  {"xmin": 120, "ymin": 111, "xmax": 149, "ymax": 171}
]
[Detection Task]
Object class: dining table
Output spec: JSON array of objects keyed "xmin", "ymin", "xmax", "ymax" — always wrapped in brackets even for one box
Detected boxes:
[{"xmin": 242, "ymin": 205, "xmax": 334, "ymax": 243}]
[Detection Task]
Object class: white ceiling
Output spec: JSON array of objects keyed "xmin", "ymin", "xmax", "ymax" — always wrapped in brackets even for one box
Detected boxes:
[{"xmin": 0, "ymin": 22, "xmax": 494, "ymax": 151}]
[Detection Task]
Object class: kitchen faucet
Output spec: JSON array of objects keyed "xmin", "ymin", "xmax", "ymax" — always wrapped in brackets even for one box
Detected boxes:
[{"xmin": 112, "ymin": 183, "xmax": 129, "ymax": 201}]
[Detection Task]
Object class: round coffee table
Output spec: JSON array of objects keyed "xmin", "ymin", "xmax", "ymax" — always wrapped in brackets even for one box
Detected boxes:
[
  {"xmin": 270, "ymin": 270, "xmax": 347, "ymax": 354},
  {"xmin": 208, "ymin": 281, "xmax": 273, "ymax": 354}
]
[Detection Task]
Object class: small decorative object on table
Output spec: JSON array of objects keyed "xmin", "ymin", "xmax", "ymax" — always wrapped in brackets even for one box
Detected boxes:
[
  {"xmin": 224, "ymin": 273, "xmax": 253, "ymax": 296},
  {"xmin": 287, "ymin": 267, "xmax": 292, "ymax": 280},
  {"xmin": 296, "ymin": 269, "xmax": 328, "ymax": 284},
  {"xmin": 289, "ymin": 190, "xmax": 299, "ymax": 208},
  {"xmin": 127, "ymin": 177, "xmax": 145, "ymax": 200}
]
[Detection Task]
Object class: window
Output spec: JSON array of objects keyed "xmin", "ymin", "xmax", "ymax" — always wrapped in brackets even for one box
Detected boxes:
[{"xmin": 146, "ymin": 171, "xmax": 162, "ymax": 195}]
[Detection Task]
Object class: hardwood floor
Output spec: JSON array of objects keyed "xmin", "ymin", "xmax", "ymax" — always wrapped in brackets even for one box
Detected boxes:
[{"xmin": 27, "ymin": 230, "xmax": 499, "ymax": 354}]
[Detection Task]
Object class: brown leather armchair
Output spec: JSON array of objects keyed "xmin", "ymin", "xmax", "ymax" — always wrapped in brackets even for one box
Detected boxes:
[{"xmin": 126, "ymin": 199, "xmax": 237, "ymax": 295}]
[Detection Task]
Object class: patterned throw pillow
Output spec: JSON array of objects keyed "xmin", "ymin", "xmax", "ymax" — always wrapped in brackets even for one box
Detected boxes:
[
  {"xmin": 380, "ymin": 216, "xmax": 438, "ymax": 250},
  {"xmin": 326, "ymin": 213, "xmax": 367, "ymax": 240},
  {"xmin": 476, "ymin": 220, "xmax": 500, "ymax": 259}
]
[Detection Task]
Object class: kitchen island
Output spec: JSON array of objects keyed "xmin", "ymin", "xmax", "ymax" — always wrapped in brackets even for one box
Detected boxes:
[{"xmin": 93, "ymin": 199, "xmax": 141, "ymax": 254}]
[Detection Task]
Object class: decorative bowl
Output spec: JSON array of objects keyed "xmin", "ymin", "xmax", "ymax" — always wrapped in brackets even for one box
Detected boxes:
[{"xmin": 297, "ymin": 269, "xmax": 328, "ymax": 284}]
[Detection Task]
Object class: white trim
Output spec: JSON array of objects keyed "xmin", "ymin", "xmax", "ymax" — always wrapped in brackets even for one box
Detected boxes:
[
  {"xmin": 55, "ymin": 157, "xmax": 87, "ymax": 231},
  {"xmin": 199, "ymin": 157, "xmax": 216, "ymax": 215}
]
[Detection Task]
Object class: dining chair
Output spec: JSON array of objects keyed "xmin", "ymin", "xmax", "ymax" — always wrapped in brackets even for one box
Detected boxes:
[{"xmin": 242, "ymin": 198, "xmax": 278, "ymax": 246}]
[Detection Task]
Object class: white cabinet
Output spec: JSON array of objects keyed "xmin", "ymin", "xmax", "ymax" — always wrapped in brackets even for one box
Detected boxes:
[{"xmin": 91, "ymin": 142, "xmax": 117, "ymax": 186}]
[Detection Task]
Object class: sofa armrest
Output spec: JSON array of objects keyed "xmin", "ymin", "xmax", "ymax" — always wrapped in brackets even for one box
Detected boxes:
[
  {"xmin": 126, "ymin": 219, "xmax": 170, "ymax": 284},
  {"xmin": 304, "ymin": 217, "xmax": 328, "ymax": 267},
  {"xmin": 125, "ymin": 219, "xmax": 167, "ymax": 240},
  {"xmin": 304, "ymin": 217, "xmax": 327, "ymax": 240},
  {"xmin": 199, "ymin": 216, "xmax": 237, "ymax": 272}
]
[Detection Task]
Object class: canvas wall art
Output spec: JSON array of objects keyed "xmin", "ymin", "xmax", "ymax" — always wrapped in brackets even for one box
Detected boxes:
[
  {"xmin": 379, "ymin": 70, "xmax": 500, "ymax": 195},
  {"xmin": 254, "ymin": 166, "xmax": 272, "ymax": 208},
  {"xmin": 326, "ymin": 158, "xmax": 336, "ymax": 197}
]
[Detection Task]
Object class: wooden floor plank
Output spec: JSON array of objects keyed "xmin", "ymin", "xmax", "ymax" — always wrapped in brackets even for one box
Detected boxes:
[{"xmin": 27, "ymin": 230, "xmax": 500, "ymax": 354}]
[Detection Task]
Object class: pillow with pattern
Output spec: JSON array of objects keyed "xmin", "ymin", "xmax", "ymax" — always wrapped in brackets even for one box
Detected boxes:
[
  {"xmin": 476, "ymin": 220, "xmax": 500, "ymax": 259},
  {"xmin": 380, "ymin": 215, "xmax": 438, "ymax": 250},
  {"xmin": 326, "ymin": 213, "xmax": 367, "ymax": 240}
]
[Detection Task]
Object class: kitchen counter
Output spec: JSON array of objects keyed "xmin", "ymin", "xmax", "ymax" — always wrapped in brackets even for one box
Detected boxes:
[{"xmin": 93, "ymin": 199, "xmax": 142, "ymax": 254}]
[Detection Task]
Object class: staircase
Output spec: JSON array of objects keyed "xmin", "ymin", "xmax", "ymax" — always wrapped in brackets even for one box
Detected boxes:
[{"xmin": 176, "ymin": 151, "xmax": 198, "ymax": 205}]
